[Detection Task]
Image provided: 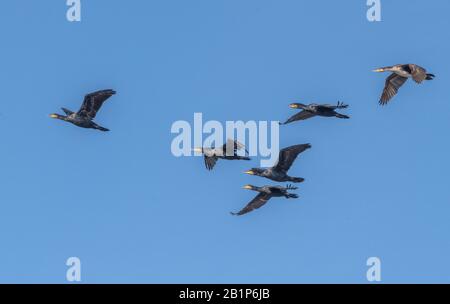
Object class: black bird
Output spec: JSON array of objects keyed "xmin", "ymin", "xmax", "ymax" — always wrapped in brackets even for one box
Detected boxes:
[
  {"xmin": 50, "ymin": 89, "xmax": 116, "ymax": 131},
  {"xmin": 193, "ymin": 139, "xmax": 251, "ymax": 170},
  {"xmin": 231, "ymin": 184, "xmax": 299, "ymax": 216},
  {"xmin": 244, "ymin": 144, "xmax": 311, "ymax": 183},
  {"xmin": 281, "ymin": 102, "xmax": 349, "ymax": 125},
  {"xmin": 373, "ymin": 64, "xmax": 435, "ymax": 105}
]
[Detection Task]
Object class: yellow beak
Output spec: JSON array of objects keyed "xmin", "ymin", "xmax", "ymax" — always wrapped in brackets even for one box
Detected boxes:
[
  {"xmin": 373, "ymin": 68, "xmax": 384, "ymax": 73},
  {"xmin": 49, "ymin": 114, "xmax": 58, "ymax": 119},
  {"xmin": 289, "ymin": 104, "xmax": 299, "ymax": 108},
  {"xmin": 244, "ymin": 170, "xmax": 254, "ymax": 175},
  {"xmin": 192, "ymin": 148, "xmax": 203, "ymax": 153},
  {"xmin": 243, "ymin": 185, "xmax": 252, "ymax": 190}
]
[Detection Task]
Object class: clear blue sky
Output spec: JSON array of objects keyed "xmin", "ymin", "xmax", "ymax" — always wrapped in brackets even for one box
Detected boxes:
[{"xmin": 0, "ymin": 0, "xmax": 449, "ymax": 283}]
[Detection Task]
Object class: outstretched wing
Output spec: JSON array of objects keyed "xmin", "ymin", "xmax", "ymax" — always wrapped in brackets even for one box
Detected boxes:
[
  {"xmin": 78, "ymin": 89, "xmax": 116, "ymax": 119},
  {"xmin": 222, "ymin": 139, "xmax": 248, "ymax": 156},
  {"xmin": 409, "ymin": 64, "xmax": 427, "ymax": 84},
  {"xmin": 231, "ymin": 193, "xmax": 271, "ymax": 216},
  {"xmin": 204, "ymin": 155, "xmax": 218, "ymax": 170},
  {"xmin": 61, "ymin": 108, "xmax": 74, "ymax": 116},
  {"xmin": 282, "ymin": 111, "xmax": 315, "ymax": 125},
  {"xmin": 380, "ymin": 73, "xmax": 408, "ymax": 105},
  {"xmin": 273, "ymin": 144, "xmax": 311, "ymax": 173}
]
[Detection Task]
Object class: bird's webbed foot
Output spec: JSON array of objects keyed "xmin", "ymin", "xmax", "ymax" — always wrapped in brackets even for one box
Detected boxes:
[
  {"xmin": 336, "ymin": 101, "xmax": 349, "ymax": 109},
  {"xmin": 285, "ymin": 184, "xmax": 298, "ymax": 190}
]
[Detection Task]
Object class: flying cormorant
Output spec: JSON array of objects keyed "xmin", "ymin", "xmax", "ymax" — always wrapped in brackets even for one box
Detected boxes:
[
  {"xmin": 50, "ymin": 89, "xmax": 116, "ymax": 131},
  {"xmin": 193, "ymin": 139, "xmax": 251, "ymax": 170},
  {"xmin": 244, "ymin": 143, "xmax": 311, "ymax": 183},
  {"xmin": 373, "ymin": 64, "xmax": 435, "ymax": 105},
  {"xmin": 231, "ymin": 184, "xmax": 299, "ymax": 216},
  {"xmin": 281, "ymin": 102, "xmax": 349, "ymax": 125}
]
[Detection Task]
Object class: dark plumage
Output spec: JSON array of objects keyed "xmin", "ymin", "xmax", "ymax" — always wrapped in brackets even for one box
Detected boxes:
[
  {"xmin": 50, "ymin": 89, "xmax": 116, "ymax": 131},
  {"xmin": 281, "ymin": 102, "xmax": 349, "ymax": 125},
  {"xmin": 231, "ymin": 184, "xmax": 299, "ymax": 216},
  {"xmin": 194, "ymin": 139, "xmax": 251, "ymax": 170},
  {"xmin": 373, "ymin": 64, "xmax": 435, "ymax": 105},
  {"xmin": 244, "ymin": 144, "xmax": 311, "ymax": 183}
]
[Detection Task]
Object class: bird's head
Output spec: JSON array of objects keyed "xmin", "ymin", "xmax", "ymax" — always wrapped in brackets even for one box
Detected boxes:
[
  {"xmin": 192, "ymin": 147, "xmax": 203, "ymax": 154},
  {"xmin": 373, "ymin": 67, "xmax": 390, "ymax": 73},
  {"xmin": 49, "ymin": 113, "xmax": 65, "ymax": 120},
  {"xmin": 289, "ymin": 103, "xmax": 307, "ymax": 109},
  {"xmin": 244, "ymin": 168, "xmax": 264, "ymax": 176},
  {"xmin": 242, "ymin": 185, "xmax": 257, "ymax": 191}
]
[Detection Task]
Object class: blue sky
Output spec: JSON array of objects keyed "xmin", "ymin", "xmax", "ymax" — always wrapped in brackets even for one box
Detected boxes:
[{"xmin": 0, "ymin": 0, "xmax": 449, "ymax": 283}]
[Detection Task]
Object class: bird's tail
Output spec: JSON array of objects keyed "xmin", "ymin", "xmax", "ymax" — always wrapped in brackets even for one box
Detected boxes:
[
  {"xmin": 426, "ymin": 74, "xmax": 435, "ymax": 80},
  {"xmin": 238, "ymin": 156, "xmax": 251, "ymax": 161},
  {"xmin": 290, "ymin": 177, "xmax": 305, "ymax": 183},
  {"xmin": 95, "ymin": 126, "xmax": 110, "ymax": 132},
  {"xmin": 335, "ymin": 113, "xmax": 350, "ymax": 119}
]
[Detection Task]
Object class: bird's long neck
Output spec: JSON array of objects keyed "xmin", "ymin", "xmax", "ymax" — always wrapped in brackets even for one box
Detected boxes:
[
  {"xmin": 252, "ymin": 186, "xmax": 263, "ymax": 192},
  {"xmin": 385, "ymin": 66, "xmax": 399, "ymax": 72}
]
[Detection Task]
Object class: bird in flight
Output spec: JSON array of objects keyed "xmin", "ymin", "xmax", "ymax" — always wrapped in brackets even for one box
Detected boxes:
[
  {"xmin": 373, "ymin": 64, "xmax": 435, "ymax": 105},
  {"xmin": 50, "ymin": 89, "xmax": 116, "ymax": 131},
  {"xmin": 193, "ymin": 139, "xmax": 251, "ymax": 170},
  {"xmin": 231, "ymin": 184, "xmax": 299, "ymax": 216},
  {"xmin": 244, "ymin": 144, "xmax": 311, "ymax": 183},
  {"xmin": 281, "ymin": 102, "xmax": 349, "ymax": 125}
]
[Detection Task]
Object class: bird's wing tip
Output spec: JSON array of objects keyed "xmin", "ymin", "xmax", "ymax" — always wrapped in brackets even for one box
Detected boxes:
[{"xmin": 102, "ymin": 89, "xmax": 116, "ymax": 95}]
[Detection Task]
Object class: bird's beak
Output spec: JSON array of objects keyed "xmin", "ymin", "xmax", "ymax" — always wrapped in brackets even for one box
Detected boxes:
[
  {"xmin": 243, "ymin": 185, "xmax": 253, "ymax": 190},
  {"xmin": 244, "ymin": 170, "xmax": 254, "ymax": 175},
  {"xmin": 192, "ymin": 148, "xmax": 203, "ymax": 153},
  {"xmin": 49, "ymin": 114, "xmax": 58, "ymax": 119},
  {"xmin": 289, "ymin": 104, "xmax": 299, "ymax": 109},
  {"xmin": 373, "ymin": 68, "xmax": 384, "ymax": 73}
]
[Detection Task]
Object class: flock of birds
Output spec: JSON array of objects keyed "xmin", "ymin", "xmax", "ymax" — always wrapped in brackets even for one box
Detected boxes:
[{"xmin": 48, "ymin": 64, "xmax": 434, "ymax": 216}]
